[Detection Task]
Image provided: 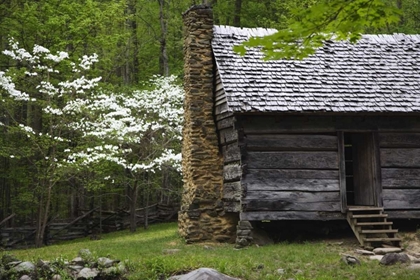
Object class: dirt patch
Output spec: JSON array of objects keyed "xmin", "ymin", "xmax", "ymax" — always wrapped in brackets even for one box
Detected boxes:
[{"xmin": 401, "ymin": 232, "xmax": 420, "ymax": 254}]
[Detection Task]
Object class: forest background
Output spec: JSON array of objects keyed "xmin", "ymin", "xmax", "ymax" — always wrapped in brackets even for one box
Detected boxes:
[{"xmin": 0, "ymin": 0, "xmax": 419, "ymax": 247}]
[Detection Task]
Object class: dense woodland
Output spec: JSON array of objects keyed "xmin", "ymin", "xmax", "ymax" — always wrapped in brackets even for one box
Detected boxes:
[{"xmin": 0, "ymin": 0, "xmax": 420, "ymax": 247}]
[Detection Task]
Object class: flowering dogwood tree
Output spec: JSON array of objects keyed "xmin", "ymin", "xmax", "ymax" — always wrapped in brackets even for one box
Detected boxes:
[
  {"xmin": 65, "ymin": 75, "xmax": 184, "ymax": 232},
  {"xmin": 1, "ymin": 38, "xmax": 184, "ymax": 238},
  {"xmin": 0, "ymin": 38, "xmax": 101, "ymax": 246}
]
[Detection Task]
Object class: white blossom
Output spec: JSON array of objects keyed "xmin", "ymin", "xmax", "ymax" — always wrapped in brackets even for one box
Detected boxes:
[
  {"xmin": 68, "ymin": 75, "xmax": 184, "ymax": 174},
  {"xmin": 43, "ymin": 106, "xmax": 63, "ymax": 115},
  {"xmin": 79, "ymin": 53, "xmax": 99, "ymax": 70},
  {"xmin": 0, "ymin": 71, "xmax": 31, "ymax": 101}
]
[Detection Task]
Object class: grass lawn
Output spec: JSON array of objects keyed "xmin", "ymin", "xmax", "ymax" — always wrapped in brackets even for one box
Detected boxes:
[{"xmin": 3, "ymin": 222, "xmax": 420, "ymax": 279}]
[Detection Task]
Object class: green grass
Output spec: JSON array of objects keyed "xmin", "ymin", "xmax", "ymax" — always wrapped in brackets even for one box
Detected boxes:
[{"xmin": 3, "ymin": 222, "xmax": 419, "ymax": 279}]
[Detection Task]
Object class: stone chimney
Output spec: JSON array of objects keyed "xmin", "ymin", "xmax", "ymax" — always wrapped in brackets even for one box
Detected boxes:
[{"xmin": 179, "ymin": 5, "xmax": 237, "ymax": 243}]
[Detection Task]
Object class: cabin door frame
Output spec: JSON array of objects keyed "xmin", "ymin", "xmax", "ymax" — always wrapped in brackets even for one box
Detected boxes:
[{"xmin": 338, "ymin": 131, "xmax": 383, "ymax": 212}]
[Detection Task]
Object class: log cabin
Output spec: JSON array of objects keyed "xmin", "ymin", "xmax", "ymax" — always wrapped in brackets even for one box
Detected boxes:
[{"xmin": 179, "ymin": 5, "xmax": 420, "ymax": 248}]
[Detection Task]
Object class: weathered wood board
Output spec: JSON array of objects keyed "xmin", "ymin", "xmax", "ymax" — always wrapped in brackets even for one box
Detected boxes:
[
  {"xmin": 245, "ymin": 151, "xmax": 339, "ymax": 169},
  {"xmin": 244, "ymin": 190, "xmax": 339, "ymax": 202},
  {"xmin": 380, "ymin": 148, "xmax": 420, "ymax": 168},
  {"xmin": 243, "ymin": 134, "xmax": 337, "ymax": 151},
  {"xmin": 382, "ymin": 168, "xmax": 420, "ymax": 179},
  {"xmin": 223, "ymin": 181, "xmax": 242, "ymax": 201},
  {"xmin": 222, "ymin": 143, "xmax": 241, "ymax": 163},
  {"xmin": 215, "ymin": 101, "xmax": 229, "ymax": 115},
  {"xmin": 217, "ymin": 116, "xmax": 235, "ymax": 130},
  {"xmin": 381, "ymin": 168, "xmax": 420, "ymax": 188},
  {"xmin": 387, "ymin": 210, "xmax": 420, "ymax": 219},
  {"xmin": 240, "ymin": 211, "xmax": 345, "ymax": 221},
  {"xmin": 219, "ymin": 128, "xmax": 238, "ymax": 145},
  {"xmin": 382, "ymin": 179, "xmax": 420, "ymax": 188},
  {"xmin": 237, "ymin": 115, "xmax": 420, "ymax": 134},
  {"xmin": 379, "ymin": 133, "xmax": 420, "ymax": 147},
  {"xmin": 245, "ymin": 169, "xmax": 339, "ymax": 179},
  {"xmin": 383, "ymin": 189, "xmax": 420, "ymax": 209},
  {"xmin": 244, "ymin": 177, "xmax": 339, "ymax": 192},
  {"xmin": 223, "ymin": 164, "xmax": 241, "ymax": 182},
  {"xmin": 244, "ymin": 191, "xmax": 340, "ymax": 211}
]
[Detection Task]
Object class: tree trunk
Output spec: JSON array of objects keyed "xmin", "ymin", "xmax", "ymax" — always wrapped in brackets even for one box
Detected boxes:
[
  {"xmin": 396, "ymin": 0, "xmax": 404, "ymax": 28},
  {"xmin": 35, "ymin": 182, "xmax": 52, "ymax": 247},
  {"xmin": 124, "ymin": 0, "xmax": 139, "ymax": 85},
  {"xmin": 158, "ymin": 0, "xmax": 169, "ymax": 76},
  {"xmin": 233, "ymin": 0, "xmax": 242, "ymax": 26},
  {"xmin": 211, "ymin": 0, "xmax": 219, "ymax": 25},
  {"xmin": 144, "ymin": 173, "xmax": 150, "ymax": 230},
  {"xmin": 0, "ymin": 157, "xmax": 10, "ymax": 223},
  {"xmin": 129, "ymin": 180, "xmax": 138, "ymax": 232},
  {"xmin": 35, "ymin": 194, "xmax": 44, "ymax": 247}
]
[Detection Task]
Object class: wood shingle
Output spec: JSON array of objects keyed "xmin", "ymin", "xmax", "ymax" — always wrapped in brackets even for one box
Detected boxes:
[{"xmin": 212, "ymin": 26, "xmax": 420, "ymax": 113}]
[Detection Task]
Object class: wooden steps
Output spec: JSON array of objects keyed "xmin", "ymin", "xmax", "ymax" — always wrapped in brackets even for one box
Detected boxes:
[
  {"xmin": 361, "ymin": 229, "xmax": 398, "ymax": 234},
  {"xmin": 351, "ymin": 214, "xmax": 388, "ymax": 219},
  {"xmin": 346, "ymin": 206, "xmax": 401, "ymax": 248},
  {"xmin": 356, "ymin": 222, "xmax": 392, "ymax": 226},
  {"xmin": 364, "ymin": 237, "xmax": 401, "ymax": 242}
]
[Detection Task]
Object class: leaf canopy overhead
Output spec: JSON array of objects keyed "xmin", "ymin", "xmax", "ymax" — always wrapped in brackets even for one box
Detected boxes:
[{"xmin": 234, "ymin": 0, "xmax": 402, "ymax": 59}]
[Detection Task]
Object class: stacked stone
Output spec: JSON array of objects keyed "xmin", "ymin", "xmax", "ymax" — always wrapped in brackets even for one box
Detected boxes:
[
  {"xmin": 0, "ymin": 249, "xmax": 126, "ymax": 280},
  {"xmin": 178, "ymin": 5, "xmax": 236, "ymax": 243},
  {"xmin": 235, "ymin": 221, "xmax": 253, "ymax": 248}
]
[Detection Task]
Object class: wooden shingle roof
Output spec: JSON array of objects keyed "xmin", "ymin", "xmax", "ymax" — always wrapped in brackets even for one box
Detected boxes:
[{"xmin": 212, "ymin": 25, "xmax": 420, "ymax": 113}]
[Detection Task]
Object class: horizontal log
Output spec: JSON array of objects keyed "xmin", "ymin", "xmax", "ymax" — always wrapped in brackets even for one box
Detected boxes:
[
  {"xmin": 244, "ymin": 190, "xmax": 339, "ymax": 200},
  {"xmin": 379, "ymin": 133, "xmax": 420, "ymax": 148},
  {"xmin": 381, "ymin": 168, "xmax": 420, "ymax": 179},
  {"xmin": 382, "ymin": 179, "xmax": 420, "ymax": 189},
  {"xmin": 53, "ymin": 234, "xmax": 86, "ymax": 241},
  {"xmin": 244, "ymin": 134, "xmax": 337, "ymax": 151},
  {"xmin": 244, "ymin": 191, "xmax": 340, "ymax": 211},
  {"xmin": 219, "ymin": 128, "xmax": 238, "ymax": 145},
  {"xmin": 240, "ymin": 211, "xmax": 345, "ymax": 221},
  {"xmin": 216, "ymin": 111, "xmax": 234, "ymax": 122},
  {"xmin": 245, "ymin": 178, "xmax": 339, "ymax": 192},
  {"xmin": 244, "ymin": 169, "xmax": 339, "ymax": 191},
  {"xmin": 215, "ymin": 96, "xmax": 227, "ymax": 106},
  {"xmin": 223, "ymin": 181, "xmax": 242, "ymax": 201},
  {"xmin": 48, "ymin": 208, "xmax": 97, "ymax": 239},
  {"xmin": 244, "ymin": 200, "xmax": 340, "ymax": 212},
  {"xmin": 383, "ymin": 189, "xmax": 420, "ymax": 209},
  {"xmin": 246, "ymin": 169, "xmax": 339, "ymax": 179},
  {"xmin": 381, "ymin": 168, "xmax": 420, "ymax": 189},
  {"xmin": 223, "ymin": 201, "xmax": 241, "ymax": 212},
  {"xmin": 380, "ymin": 148, "xmax": 420, "ymax": 168},
  {"xmin": 387, "ymin": 210, "xmax": 420, "ymax": 219},
  {"xmin": 217, "ymin": 116, "xmax": 235, "ymax": 130},
  {"xmin": 215, "ymin": 71, "xmax": 223, "ymax": 97},
  {"xmin": 224, "ymin": 164, "xmax": 242, "ymax": 182},
  {"xmin": 222, "ymin": 143, "xmax": 241, "ymax": 163},
  {"xmin": 237, "ymin": 115, "xmax": 420, "ymax": 134},
  {"xmin": 246, "ymin": 151, "xmax": 338, "ymax": 169},
  {"xmin": 215, "ymin": 102, "xmax": 229, "ymax": 115}
]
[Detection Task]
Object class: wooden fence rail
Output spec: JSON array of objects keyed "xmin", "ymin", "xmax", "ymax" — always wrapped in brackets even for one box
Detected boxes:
[{"xmin": 0, "ymin": 204, "xmax": 179, "ymax": 249}]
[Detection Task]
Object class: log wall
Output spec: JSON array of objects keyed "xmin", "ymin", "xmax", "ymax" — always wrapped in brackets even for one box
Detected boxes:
[
  {"xmin": 379, "ymin": 133, "xmax": 420, "ymax": 218},
  {"xmin": 237, "ymin": 116, "xmax": 342, "ymax": 221},
  {"xmin": 234, "ymin": 115, "xmax": 420, "ymax": 220},
  {"xmin": 215, "ymin": 70, "xmax": 242, "ymax": 213}
]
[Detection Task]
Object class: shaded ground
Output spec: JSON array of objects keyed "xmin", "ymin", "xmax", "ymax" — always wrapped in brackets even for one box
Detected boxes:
[{"xmin": 254, "ymin": 219, "xmax": 420, "ymax": 250}]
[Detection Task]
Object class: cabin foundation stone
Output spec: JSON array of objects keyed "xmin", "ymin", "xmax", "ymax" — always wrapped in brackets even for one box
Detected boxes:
[
  {"xmin": 235, "ymin": 220, "xmax": 253, "ymax": 248},
  {"xmin": 178, "ymin": 5, "xmax": 238, "ymax": 243}
]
